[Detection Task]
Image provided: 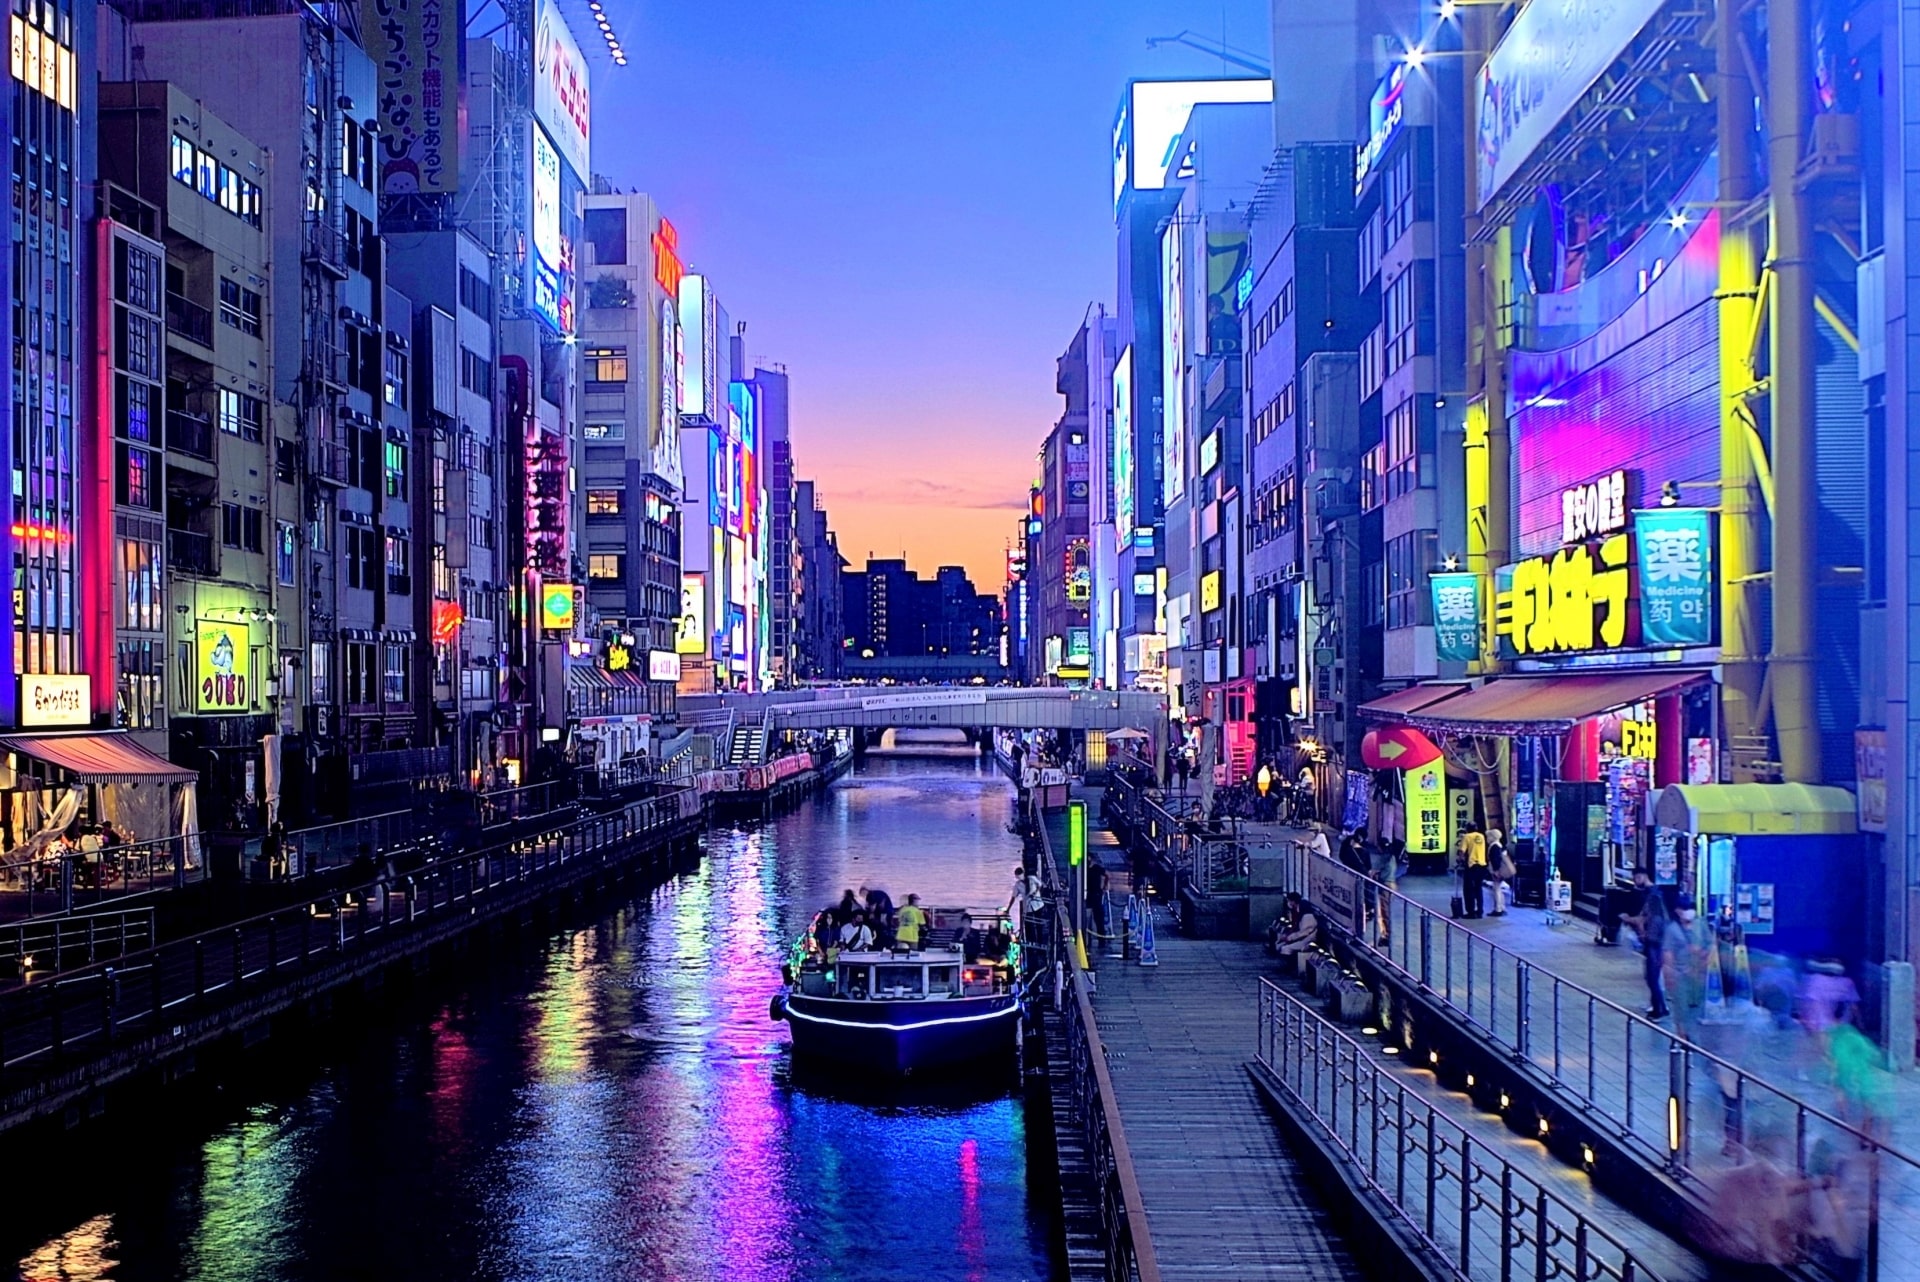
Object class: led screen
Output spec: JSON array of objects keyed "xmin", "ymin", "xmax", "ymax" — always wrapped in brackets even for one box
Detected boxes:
[
  {"xmin": 528, "ymin": 125, "xmax": 573, "ymax": 336},
  {"xmin": 1113, "ymin": 346, "xmax": 1134, "ymax": 539}
]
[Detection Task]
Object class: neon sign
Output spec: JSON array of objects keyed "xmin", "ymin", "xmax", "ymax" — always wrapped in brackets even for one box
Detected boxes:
[{"xmin": 652, "ymin": 218, "xmax": 684, "ymax": 297}]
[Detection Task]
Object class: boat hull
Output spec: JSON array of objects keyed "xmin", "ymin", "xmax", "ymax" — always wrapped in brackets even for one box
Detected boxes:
[{"xmin": 777, "ymin": 992, "xmax": 1021, "ymax": 1075}]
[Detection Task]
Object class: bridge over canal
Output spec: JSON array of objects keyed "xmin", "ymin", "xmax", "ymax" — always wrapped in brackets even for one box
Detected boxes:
[{"xmin": 684, "ymin": 685, "xmax": 1168, "ymax": 736}]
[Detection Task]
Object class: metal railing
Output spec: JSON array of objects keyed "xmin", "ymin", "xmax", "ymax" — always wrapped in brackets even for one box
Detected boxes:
[
  {"xmin": 1256, "ymin": 980, "xmax": 1669, "ymax": 1282},
  {"xmin": 165, "ymin": 291, "xmax": 213, "ymax": 346},
  {"xmin": 0, "ymin": 907, "xmax": 156, "ymax": 975},
  {"xmin": 165, "ymin": 409, "xmax": 216, "ymax": 460},
  {"xmin": 0, "ymin": 833, "xmax": 205, "ymax": 919},
  {"xmin": 273, "ymin": 809, "xmax": 417, "ymax": 878},
  {"xmin": 167, "ymin": 528, "xmax": 218, "ymax": 577},
  {"xmin": 0, "ymin": 788, "xmax": 701, "ymax": 1085},
  {"xmin": 1278, "ymin": 846, "xmax": 1913, "ymax": 1280},
  {"xmin": 1035, "ymin": 797, "xmax": 1162, "ymax": 1282}
]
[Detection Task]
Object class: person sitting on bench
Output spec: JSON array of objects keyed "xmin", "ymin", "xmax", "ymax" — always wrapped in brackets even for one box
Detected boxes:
[{"xmin": 1270, "ymin": 892, "xmax": 1321, "ymax": 957}]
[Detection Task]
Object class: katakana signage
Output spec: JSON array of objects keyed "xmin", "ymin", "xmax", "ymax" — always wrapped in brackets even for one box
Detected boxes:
[{"xmin": 1495, "ymin": 534, "xmax": 1632, "ymax": 657}]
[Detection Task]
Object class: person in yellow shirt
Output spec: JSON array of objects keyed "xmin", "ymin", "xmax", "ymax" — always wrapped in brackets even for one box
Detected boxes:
[
  {"xmin": 1457, "ymin": 823, "xmax": 1488, "ymax": 919},
  {"xmin": 896, "ymin": 894, "xmax": 928, "ymax": 950}
]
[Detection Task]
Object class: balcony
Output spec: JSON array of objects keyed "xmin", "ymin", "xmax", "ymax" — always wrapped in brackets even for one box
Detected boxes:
[
  {"xmin": 304, "ymin": 340, "xmax": 349, "ymax": 393},
  {"xmin": 168, "ymin": 528, "xmax": 218, "ymax": 577},
  {"xmin": 166, "ymin": 411, "xmax": 215, "ymax": 461},
  {"xmin": 303, "ymin": 217, "xmax": 349, "ymax": 280},
  {"xmin": 165, "ymin": 292, "xmax": 214, "ymax": 348}
]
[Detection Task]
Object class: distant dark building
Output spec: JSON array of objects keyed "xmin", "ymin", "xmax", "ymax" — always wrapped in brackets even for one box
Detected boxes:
[
  {"xmin": 842, "ymin": 558, "xmax": 999, "ymax": 660},
  {"xmin": 795, "ymin": 480, "xmax": 846, "ymax": 680}
]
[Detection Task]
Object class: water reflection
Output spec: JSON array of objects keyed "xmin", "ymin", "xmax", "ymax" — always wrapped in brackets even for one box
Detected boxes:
[{"xmin": 11, "ymin": 749, "xmax": 1055, "ymax": 1282}]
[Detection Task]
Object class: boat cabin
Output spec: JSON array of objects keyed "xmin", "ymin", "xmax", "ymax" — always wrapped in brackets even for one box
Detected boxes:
[{"xmin": 795, "ymin": 951, "xmax": 1009, "ymax": 1001}]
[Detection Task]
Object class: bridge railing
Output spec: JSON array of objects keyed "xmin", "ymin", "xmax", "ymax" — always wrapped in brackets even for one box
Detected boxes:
[
  {"xmin": 1034, "ymin": 794, "xmax": 1162, "ymax": 1282},
  {"xmin": 0, "ymin": 787, "xmax": 701, "ymax": 1095}
]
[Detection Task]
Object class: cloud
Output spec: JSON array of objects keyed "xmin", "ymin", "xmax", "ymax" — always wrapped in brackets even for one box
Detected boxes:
[{"xmin": 825, "ymin": 477, "xmax": 1027, "ymax": 511}]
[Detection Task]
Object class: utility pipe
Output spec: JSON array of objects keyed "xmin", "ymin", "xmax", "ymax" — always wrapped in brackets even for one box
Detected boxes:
[{"xmin": 1766, "ymin": 0, "xmax": 1822, "ymax": 782}]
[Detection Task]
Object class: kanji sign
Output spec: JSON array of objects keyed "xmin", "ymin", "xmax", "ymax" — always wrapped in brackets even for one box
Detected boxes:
[
  {"xmin": 1405, "ymin": 760, "xmax": 1447, "ymax": 855},
  {"xmin": 1430, "ymin": 571, "xmax": 1481, "ymax": 662},
  {"xmin": 1634, "ymin": 508, "xmax": 1713, "ymax": 647}
]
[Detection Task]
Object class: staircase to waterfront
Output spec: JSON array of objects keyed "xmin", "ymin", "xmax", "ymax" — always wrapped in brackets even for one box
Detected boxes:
[{"xmin": 726, "ymin": 721, "xmax": 767, "ymax": 766}]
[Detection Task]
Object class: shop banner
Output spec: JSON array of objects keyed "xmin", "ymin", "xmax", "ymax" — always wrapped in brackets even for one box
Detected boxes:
[
  {"xmin": 1855, "ymin": 729, "xmax": 1887, "ymax": 833},
  {"xmin": 1634, "ymin": 508, "xmax": 1713, "ymax": 647},
  {"xmin": 196, "ymin": 620, "xmax": 251, "ymax": 714},
  {"xmin": 1447, "ymin": 788, "xmax": 1474, "ymax": 855},
  {"xmin": 1405, "ymin": 760, "xmax": 1447, "ymax": 855},
  {"xmin": 1430, "ymin": 572, "xmax": 1481, "ymax": 663}
]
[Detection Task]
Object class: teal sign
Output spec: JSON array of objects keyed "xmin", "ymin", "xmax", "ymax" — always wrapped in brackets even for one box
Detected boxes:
[
  {"xmin": 1430, "ymin": 572, "xmax": 1481, "ymax": 663},
  {"xmin": 1634, "ymin": 509, "xmax": 1713, "ymax": 648}
]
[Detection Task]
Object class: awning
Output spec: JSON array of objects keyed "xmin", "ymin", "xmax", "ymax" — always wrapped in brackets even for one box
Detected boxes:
[
  {"xmin": 568, "ymin": 665, "xmax": 614, "ymax": 691},
  {"xmin": 0, "ymin": 733, "xmax": 199, "ymax": 784},
  {"xmin": 1654, "ymin": 783, "xmax": 1858, "ymax": 836},
  {"xmin": 1400, "ymin": 670, "xmax": 1708, "ymax": 735},
  {"xmin": 1358, "ymin": 681, "xmax": 1474, "ymax": 722}
]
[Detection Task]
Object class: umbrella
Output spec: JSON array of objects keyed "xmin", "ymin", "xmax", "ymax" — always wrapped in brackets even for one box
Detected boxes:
[{"xmin": 1105, "ymin": 728, "xmax": 1150, "ymax": 741}]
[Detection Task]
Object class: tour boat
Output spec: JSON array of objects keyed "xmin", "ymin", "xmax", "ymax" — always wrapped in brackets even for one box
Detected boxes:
[{"xmin": 769, "ymin": 907, "xmax": 1023, "ymax": 1075}]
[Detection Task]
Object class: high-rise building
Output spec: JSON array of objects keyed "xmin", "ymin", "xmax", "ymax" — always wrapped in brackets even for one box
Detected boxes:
[
  {"xmin": 1035, "ymin": 335, "xmax": 1092, "ymax": 684},
  {"xmin": 754, "ymin": 367, "xmax": 798, "ymax": 687},
  {"xmin": 793, "ymin": 480, "xmax": 844, "ymax": 681}
]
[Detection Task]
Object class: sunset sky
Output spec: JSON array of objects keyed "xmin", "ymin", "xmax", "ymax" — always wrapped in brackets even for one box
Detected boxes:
[{"xmin": 594, "ymin": 0, "xmax": 1269, "ymax": 591}]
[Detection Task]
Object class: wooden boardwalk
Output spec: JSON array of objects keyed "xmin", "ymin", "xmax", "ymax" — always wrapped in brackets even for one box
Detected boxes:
[{"xmin": 1081, "ymin": 907, "xmax": 1368, "ymax": 1279}]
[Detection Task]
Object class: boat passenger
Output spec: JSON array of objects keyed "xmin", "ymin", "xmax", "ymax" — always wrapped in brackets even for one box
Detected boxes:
[
  {"xmin": 896, "ymin": 894, "xmax": 928, "ymax": 950},
  {"xmin": 839, "ymin": 911, "xmax": 876, "ymax": 952},
  {"xmin": 834, "ymin": 888, "xmax": 860, "ymax": 928},
  {"xmin": 862, "ymin": 885, "xmax": 896, "ymax": 945}
]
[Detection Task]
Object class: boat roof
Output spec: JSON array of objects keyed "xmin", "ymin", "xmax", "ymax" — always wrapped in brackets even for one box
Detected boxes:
[{"xmin": 834, "ymin": 946, "xmax": 975, "ymax": 963}]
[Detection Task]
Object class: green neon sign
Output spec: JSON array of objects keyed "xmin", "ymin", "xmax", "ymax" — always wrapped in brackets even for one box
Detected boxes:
[{"xmin": 1068, "ymin": 800, "xmax": 1086, "ymax": 867}]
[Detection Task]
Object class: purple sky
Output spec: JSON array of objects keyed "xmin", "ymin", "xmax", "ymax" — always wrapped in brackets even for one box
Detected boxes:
[{"xmin": 590, "ymin": 0, "xmax": 1269, "ymax": 590}]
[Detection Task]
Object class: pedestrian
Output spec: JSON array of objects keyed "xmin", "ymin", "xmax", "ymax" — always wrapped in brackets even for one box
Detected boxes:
[
  {"xmin": 1295, "ymin": 766, "xmax": 1316, "ymax": 824},
  {"xmin": 896, "ymin": 894, "xmax": 928, "ymax": 951},
  {"xmin": 1337, "ymin": 831, "xmax": 1369, "ymax": 876},
  {"xmin": 1367, "ymin": 834, "xmax": 1400, "ymax": 945},
  {"xmin": 834, "ymin": 888, "xmax": 860, "ymax": 930},
  {"xmin": 1274, "ymin": 894, "xmax": 1321, "ymax": 958},
  {"xmin": 1090, "ymin": 855, "xmax": 1121, "ymax": 936},
  {"xmin": 1486, "ymin": 827, "xmax": 1513, "ymax": 915},
  {"xmin": 1622, "ymin": 869, "xmax": 1671, "ymax": 1018},
  {"xmin": 1456, "ymin": 822, "xmax": 1488, "ymax": 920},
  {"xmin": 838, "ymin": 911, "xmax": 876, "ymax": 952},
  {"xmin": 1307, "ymin": 826, "xmax": 1332, "ymax": 862},
  {"xmin": 861, "ymin": 884, "xmax": 896, "ymax": 944},
  {"xmin": 1661, "ymin": 894, "xmax": 1712, "ymax": 1038},
  {"xmin": 1010, "ymin": 863, "xmax": 1043, "ymax": 934}
]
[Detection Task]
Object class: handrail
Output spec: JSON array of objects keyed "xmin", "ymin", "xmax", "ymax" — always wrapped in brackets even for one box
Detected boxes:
[
  {"xmin": 0, "ymin": 787, "xmax": 701, "ymax": 1088},
  {"xmin": 1255, "ymin": 979, "xmax": 1672, "ymax": 1282},
  {"xmin": 1258, "ymin": 841, "xmax": 1909, "ymax": 1280},
  {"xmin": 1035, "ymin": 795, "xmax": 1163, "ymax": 1282}
]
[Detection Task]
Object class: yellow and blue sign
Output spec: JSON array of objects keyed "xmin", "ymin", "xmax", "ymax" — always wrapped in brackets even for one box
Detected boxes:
[{"xmin": 541, "ymin": 583, "xmax": 575, "ymax": 631}]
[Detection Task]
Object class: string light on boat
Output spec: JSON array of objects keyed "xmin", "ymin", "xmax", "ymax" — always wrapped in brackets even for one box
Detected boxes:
[{"xmin": 584, "ymin": 0, "xmax": 627, "ymax": 66}]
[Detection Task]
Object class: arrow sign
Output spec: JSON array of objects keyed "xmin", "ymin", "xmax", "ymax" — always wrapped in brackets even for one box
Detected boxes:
[{"xmin": 1361, "ymin": 726, "xmax": 1442, "ymax": 771}]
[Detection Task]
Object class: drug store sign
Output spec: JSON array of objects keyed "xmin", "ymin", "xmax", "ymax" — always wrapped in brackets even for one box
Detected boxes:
[{"xmin": 1494, "ymin": 505, "xmax": 1712, "ymax": 658}]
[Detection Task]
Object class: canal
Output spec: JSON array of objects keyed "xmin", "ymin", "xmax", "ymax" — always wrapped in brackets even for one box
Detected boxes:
[{"xmin": 7, "ymin": 742, "xmax": 1059, "ymax": 1282}]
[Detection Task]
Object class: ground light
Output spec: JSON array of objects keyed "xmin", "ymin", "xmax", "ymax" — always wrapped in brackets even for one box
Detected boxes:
[
  {"xmin": 1381, "ymin": 1046, "xmax": 1400, "ymax": 1055},
  {"xmin": 1582, "ymin": 1145, "xmax": 1596, "ymax": 1172},
  {"xmin": 1362, "ymin": 1026, "xmax": 1381, "ymax": 1036}
]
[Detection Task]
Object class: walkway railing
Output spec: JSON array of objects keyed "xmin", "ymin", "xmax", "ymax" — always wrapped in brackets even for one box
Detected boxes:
[
  {"xmin": 1035, "ymin": 798, "xmax": 1162, "ymax": 1282},
  {"xmin": 0, "ymin": 907, "xmax": 156, "ymax": 975},
  {"xmin": 0, "ymin": 833, "xmax": 205, "ymax": 919},
  {"xmin": 1256, "ymin": 979, "xmax": 1671, "ymax": 1282},
  {"xmin": 1273, "ymin": 843, "xmax": 1912, "ymax": 1279},
  {"xmin": 0, "ymin": 788, "xmax": 700, "ymax": 1092}
]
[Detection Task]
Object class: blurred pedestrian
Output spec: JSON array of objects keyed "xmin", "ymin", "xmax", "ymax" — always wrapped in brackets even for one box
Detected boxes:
[
  {"xmin": 1486, "ymin": 827, "xmax": 1513, "ymax": 915},
  {"xmin": 1623, "ymin": 869, "xmax": 1671, "ymax": 1018},
  {"xmin": 1456, "ymin": 823, "xmax": 1488, "ymax": 920},
  {"xmin": 1662, "ymin": 894, "xmax": 1713, "ymax": 1039}
]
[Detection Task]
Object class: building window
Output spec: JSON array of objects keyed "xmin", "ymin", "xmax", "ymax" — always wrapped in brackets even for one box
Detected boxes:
[
  {"xmin": 583, "ymin": 420, "xmax": 624, "ymax": 442},
  {"xmin": 344, "ymin": 640, "xmax": 377, "ymax": 705},
  {"xmin": 1383, "ymin": 399, "xmax": 1431, "ymax": 500},
  {"xmin": 116, "ymin": 444, "xmax": 156, "ymax": 510},
  {"xmin": 384, "ymin": 346, "xmax": 407, "ymax": 406},
  {"xmin": 222, "ymin": 502, "xmax": 264, "ymax": 552},
  {"xmin": 345, "ymin": 526, "xmax": 379, "ymax": 589},
  {"xmin": 1253, "ymin": 380, "xmax": 1296, "ymax": 445},
  {"xmin": 586, "ymin": 488, "xmax": 622, "ymax": 516},
  {"xmin": 458, "ymin": 266, "xmax": 492, "ymax": 318},
  {"xmin": 384, "ymin": 439, "xmax": 407, "ymax": 498},
  {"xmin": 460, "ymin": 346, "xmax": 492, "ymax": 398},
  {"xmin": 310, "ymin": 641, "xmax": 331, "ymax": 704},
  {"xmin": 218, "ymin": 388, "xmax": 265, "ymax": 442},
  {"xmin": 1385, "ymin": 530, "xmax": 1438, "ymax": 630},
  {"xmin": 385, "ymin": 532, "xmax": 411, "ymax": 594},
  {"xmin": 341, "ymin": 118, "xmax": 375, "ymax": 189},
  {"xmin": 218, "ymin": 277, "xmax": 261, "ymax": 336},
  {"xmin": 117, "ymin": 240, "xmax": 160, "ymax": 311},
  {"xmin": 169, "ymin": 134, "xmax": 262, "ymax": 227},
  {"xmin": 118, "ymin": 537, "xmax": 162, "ymax": 632},
  {"xmin": 382, "ymin": 640, "xmax": 410, "ymax": 704},
  {"xmin": 276, "ymin": 521, "xmax": 297, "ymax": 586},
  {"xmin": 585, "ymin": 346, "xmax": 628, "ymax": 385},
  {"xmin": 118, "ymin": 376, "xmax": 153, "ymax": 443},
  {"xmin": 589, "ymin": 553, "xmax": 624, "ymax": 580}
]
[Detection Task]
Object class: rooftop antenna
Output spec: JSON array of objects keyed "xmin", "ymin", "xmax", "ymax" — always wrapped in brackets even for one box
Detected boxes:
[{"xmin": 1143, "ymin": 31, "xmax": 1271, "ymax": 77}]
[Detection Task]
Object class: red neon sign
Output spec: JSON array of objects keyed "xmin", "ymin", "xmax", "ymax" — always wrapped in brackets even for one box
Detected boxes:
[
  {"xmin": 652, "ymin": 218, "xmax": 684, "ymax": 296},
  {"xmin": 431, "ymin": 598, "xmax": 464, "ymax": 644}
]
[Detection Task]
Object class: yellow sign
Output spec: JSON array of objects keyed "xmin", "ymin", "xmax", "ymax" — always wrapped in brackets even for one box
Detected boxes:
[
  {"xmin": 1495, "ymin": 534, "xmax": 1630, "ymax": 656},
  {"xmin": 1620, "ymin": 718, "xmax": 1658, "ymax": 761},
  {"xmin": 541, "ymin": 583, "xmax": 575, "ymax": 631},
  {"xmin": 1405, "ymin": 760, "xmax": 1447, "ymax": 855},
  {"xmin": 676, "ymin": 574, "xmax": 706, "ymax": 654},
  {"xmin": 1199, "ymin": 570, "xmax": 1222, "ymax": 614},
  {"xmin": 196, "ymin": 621, "xmax": 251, "ymax": 713},
  {"xmin": 20, "ymin": 673, "xmax": 90, "ymax": 726},
  {"xmin": 1448, "ymin": 788, "xmax": 1474, "ymax": 855}
]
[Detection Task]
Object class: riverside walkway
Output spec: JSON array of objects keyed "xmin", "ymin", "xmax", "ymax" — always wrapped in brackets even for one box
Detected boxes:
[{"xmin": 1040, "ymin": 798, "xmax": 1366, "ymax": 1281}]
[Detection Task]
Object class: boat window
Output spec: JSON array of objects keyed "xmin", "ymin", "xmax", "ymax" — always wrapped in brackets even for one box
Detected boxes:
[
  {"xmin": 874, "ymin": 965, "xmax": 925, "ymax": 996},
  {"xmin": 839, "ymin": 966, "xmax": 872, "ymax": 997},
  {"xmin": 927, "ymin": 965, "xmax": 958, "ymax": 995}
]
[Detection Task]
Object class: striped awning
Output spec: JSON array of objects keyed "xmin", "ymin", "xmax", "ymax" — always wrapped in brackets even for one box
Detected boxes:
[{"xmin": 0, "ymin": 733, "xmax": 198, "ymax": 783}]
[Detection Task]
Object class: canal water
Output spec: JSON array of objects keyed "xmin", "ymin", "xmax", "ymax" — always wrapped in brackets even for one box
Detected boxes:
[{"xmin": 8, "ymin": 741, "xmax": 1059, "ymax": 1282}]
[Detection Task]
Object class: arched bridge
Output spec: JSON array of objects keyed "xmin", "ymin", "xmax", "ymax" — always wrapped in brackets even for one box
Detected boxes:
[{"xmin": 681, "ymin": 686, "xmax": 1166, "ymax": 733}]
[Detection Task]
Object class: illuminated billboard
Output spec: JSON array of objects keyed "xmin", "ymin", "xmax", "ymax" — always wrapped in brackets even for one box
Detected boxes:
[
  {"xmin": 1161, "ymin": 221, "xmax": 1186, "ymax": 506},
  {"xmin": 361, "ymin": 0, "xmax": 459, "ymax": 193},
  {"xmin": 1113, "ymin": 78, "xmax": 1273, "ymax": 211},
  {"xmin": 678, "ymin": 275, "xmax": 722, "ymax": 418},
  {"xmin": 533, "ymin": 0, "xmax": 590, "ymax": 178},
  {"xmin": 541, "ymin": 583, "xmax": 576, "ymax": 631},
  {"xmin": 528, "ymin": 124, "xmax": 574, "ymax": 336},
  {"xmin": 678, "ymin": 574, "xmax": 706, "ymax": 654},
  {"xmin": 1113, "ymin": 346, "xmax": 1134, "ymax": 539},
  {"xmin": 196, "ymin": 620, "xmax": 251, "ymax": 713},
  {"xmin": 655, "ymin": 298, "xmax": 683, "ymax": 489}
]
